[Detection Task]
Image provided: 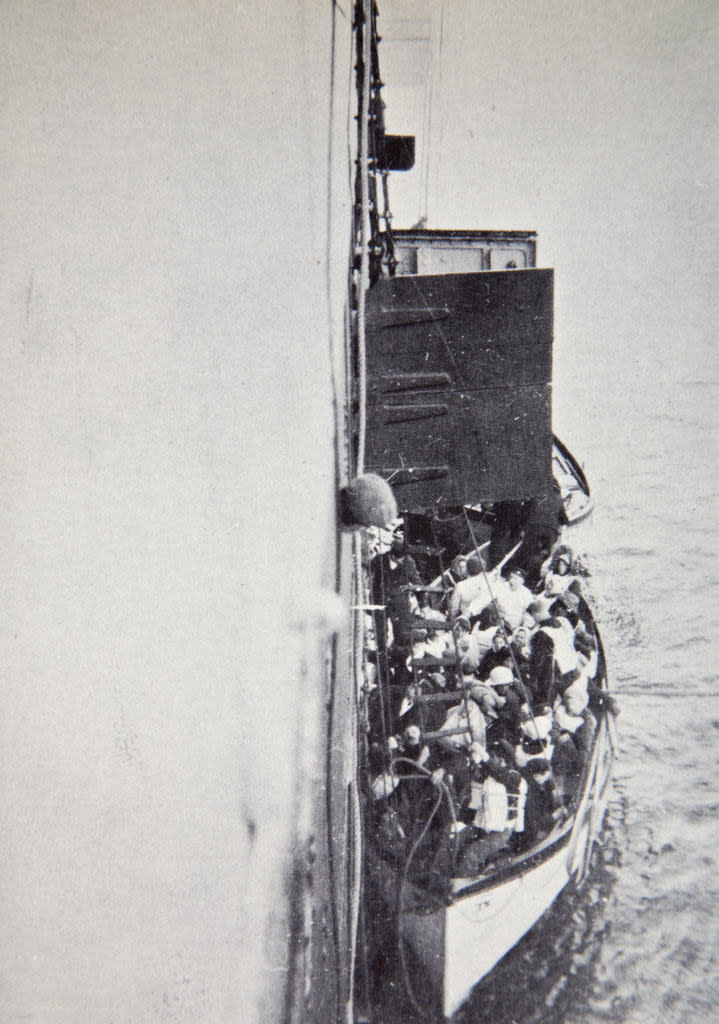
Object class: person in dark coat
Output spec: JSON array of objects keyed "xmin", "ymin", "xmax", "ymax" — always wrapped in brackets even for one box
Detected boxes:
[
  {"xmin": 517, "ymin": 759, "xmax": 564, "ymax": 847},
  {"xmin": 371, "ymin": 522, "xmax": 424, "ymax": 651},
  {"xmin": 477, "ymin": 629, "xmax": 513, "ymax": 680}
]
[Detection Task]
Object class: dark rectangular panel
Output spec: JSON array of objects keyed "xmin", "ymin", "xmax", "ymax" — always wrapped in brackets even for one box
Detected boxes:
[
  {"xmin": 364, "ymin": 270, "xmax": 554, "ymax": 509},
  {"xmin": 378, "ymin": 134, "xmax": 416, "ymax": 171}
]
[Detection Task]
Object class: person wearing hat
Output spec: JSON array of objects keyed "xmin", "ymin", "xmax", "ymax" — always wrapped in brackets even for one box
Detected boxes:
[
  {"xmin": 492, "ymin": 565, "xmax": 533, "ymax": 631},
  {"xmin": 469, "ymin": 664, "xmax": 512, "ymax": 718},
  {"xmin": 477, "ymin": 664, "xmax": 527, "ymax": 730},
  {"xmin": 370, "ymin": 521, "xmax": 424, "ymax": 655}
]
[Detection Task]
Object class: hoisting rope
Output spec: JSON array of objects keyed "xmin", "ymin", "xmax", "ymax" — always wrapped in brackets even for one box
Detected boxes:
[
  {"xmin": 347, "ymin": 3, "xmax": 376, "ymax": 1018},
  {"xmin": 355, "ymin": 0, "xmax": 372, "ymax": 477},
  {"xmin": 391, "ymin": 759, "xmax": 456, "ymax": 1023},
  {"xmin": 346, "ymin": 576, "xmax": 363, "ymax": 1024}
]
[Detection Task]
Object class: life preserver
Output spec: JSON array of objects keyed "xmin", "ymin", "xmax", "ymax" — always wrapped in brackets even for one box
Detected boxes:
[
  {"xmin": 540, "ymin": 623, "xmax": 579, "ymax": 674},
  {"xmin": 468, "ymin": 774, "xmax": 528, "ymax": 832}
]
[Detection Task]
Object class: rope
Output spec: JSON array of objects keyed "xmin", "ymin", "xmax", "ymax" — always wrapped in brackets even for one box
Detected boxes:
[
  {"xmin": 346, "ymin": 4, "xmax": 375, "ymax": 1012},
  {"xmin": 373, "ymin": 549, "xmax": 392, "ymax": 747},
  {"xmin": 396, "ymin": 781, "xmax": 447, "ymax": 1022},
  {"xmin": 355, "ymin": 0, "xmax": 372, "ymax": 475},
  {"xmin": 346, "ymin": 531, "xmax": 366, "ymax": 1024}
]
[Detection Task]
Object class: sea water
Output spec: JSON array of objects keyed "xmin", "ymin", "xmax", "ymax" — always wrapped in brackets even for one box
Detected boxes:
[{"xmin": 456, "ymin": 343, "xmax": 719, "ymax": 1022}]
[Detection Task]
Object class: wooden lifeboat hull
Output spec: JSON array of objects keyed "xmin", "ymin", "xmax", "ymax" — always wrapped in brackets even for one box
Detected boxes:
[
  {"xmin": 374, "ymin": 714, "xmax": 615, "ymax": 1020},
  {"xmin": 553, "ymin": 436, "xmax": 594, "ymax": 526}
]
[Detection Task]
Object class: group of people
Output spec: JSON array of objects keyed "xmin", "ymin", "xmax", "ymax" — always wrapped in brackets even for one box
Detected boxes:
[{"xmin": 364, "ymin": 524, "xmax": 603, "ymax": 888}]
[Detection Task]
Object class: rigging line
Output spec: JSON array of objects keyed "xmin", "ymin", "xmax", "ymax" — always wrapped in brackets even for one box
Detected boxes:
[
  {"xmin": 422, "ymin": 0, "xmax": 446, "ymax": 224},
  {"xmin": 379, "ymin": 547, "xmax": 398, "ymax": 741},
  {"xmin": 373, "ymin": 553, "xmax": 392, "ymax": 749},
  {"xmin": 339, "ymin": 0, "xmax": 356, "ymax": 485},
  {"xmin": 352, "ymin": 523, "xmax": 405, "ymax": 1017},
  {"xmin": 403, "ymin": 529, "xmax": 428, "ymax": 720},
  {"xmin": 347, "ymin": 531, "xmax": 367, "ymax": 1024},
  {"xmin": 355, "ymin": 0, "xmax": 372, "ymax": 475},
  {"xmin": 408, "ymin": 274, "xmax": 468, "ymax": 390},
  {"xmin": 325, "ymin": 0, "xmax": 337, "ymax": 375},
  {"xmin": 432, "ymin": 0, "xmax": 446, "ymax": 222},
  {"xmin": 387, "ymin": 524, "xmax": 463, "ymax": 995},
  {"xmin": 397, "ymin": 781, "xmax": 453, "ymax": 1022},
  {"xmin": 461, "ymin": 508, "xmax": 567, "ymax": 814},
  {"xmin": 421, "ymin": 22, "xmax": 433, "ymax": 225},
  {"xmin": 326, "ymin": 0, "xmax": 351, "ymax": 497}
]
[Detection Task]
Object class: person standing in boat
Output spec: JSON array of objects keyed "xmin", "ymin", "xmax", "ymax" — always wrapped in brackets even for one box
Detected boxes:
[
  {"xmin": 550, "ymin": 682, "xmax": 598, "ymax": 800},
  {"xmin": 446, "ymin": 551, "xmax": 492, "ymax": 618},
  {"xmin": 370, "ymin": 521, "xmax": 424, "ymax": 653},
  {"xmin": 526, "ymin": 602, "xmax": 581, "ymax": 707},
  {"xmin": 449, "ymin": 539, "xmax": 525, "ymax": 623},
  {"xmin": 490, "ymin": 484, "xmax": 567, "ymax": 586},
  {"xmin": 492, "ymin": 565, "xmax": 533, "ymax": 630}
]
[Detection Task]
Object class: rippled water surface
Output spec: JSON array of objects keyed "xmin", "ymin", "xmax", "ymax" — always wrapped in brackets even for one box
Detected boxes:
[{"xmin": 454, "ymin": 359, "xmax": 719, "ymax": 1023}]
